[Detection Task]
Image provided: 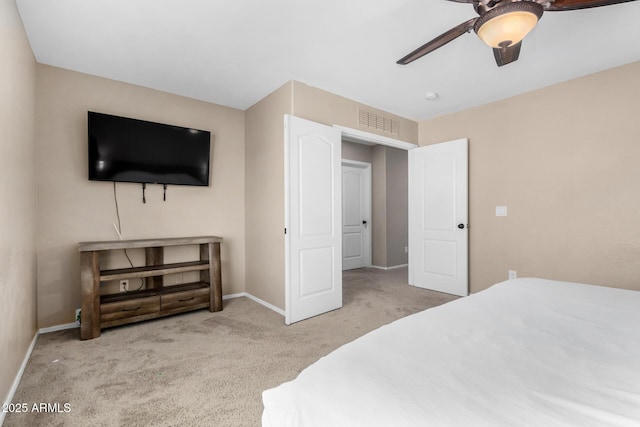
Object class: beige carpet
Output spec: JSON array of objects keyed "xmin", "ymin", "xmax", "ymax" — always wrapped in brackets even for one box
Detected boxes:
[{"xmin": 5, "ymin": 267, "xmax": 457, "ymax": 427}]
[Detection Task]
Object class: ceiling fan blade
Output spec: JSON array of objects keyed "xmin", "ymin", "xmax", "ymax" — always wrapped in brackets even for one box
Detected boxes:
[
  {"xmin": 493, "ymin": 41, "xmax": 522, "ymax": 67},
  {"xmin": 396, "ymin": 18, "xmax": 477, "ymax": 65},
  {"xmin": 546, "ymin": 0, "xmax": 637, "ymax": 11}
]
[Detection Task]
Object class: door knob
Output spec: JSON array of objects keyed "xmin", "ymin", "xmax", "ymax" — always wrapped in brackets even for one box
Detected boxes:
[
  {"xmin": 362, "ymin": 220, "xmax": 368, "ymax": 225},
  {"xmin": 457, "ymin": 223, "xmax": 465, "ymax": 229}
]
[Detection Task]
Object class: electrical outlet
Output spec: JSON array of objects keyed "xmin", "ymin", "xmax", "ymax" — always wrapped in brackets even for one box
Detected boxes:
[
  {"xmin": 175, "ymin": 274, "xmax": 183, "ymax": 285},
  {"xmin": 404, "ymin": 246, "xmax": 408, "ymax": 254},
  {"xmin": 120, "ymin": 279, "xmax": 129, "ymax": 292},
  {"xmin": 508, "ymin": 270, "xmax": 517, "ymax": 280}
]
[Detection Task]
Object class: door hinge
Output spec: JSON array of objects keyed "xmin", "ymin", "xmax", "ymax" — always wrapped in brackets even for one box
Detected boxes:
[{"xmin": 284, "ymin": 228, "xmax": 287, "ymax": 234}]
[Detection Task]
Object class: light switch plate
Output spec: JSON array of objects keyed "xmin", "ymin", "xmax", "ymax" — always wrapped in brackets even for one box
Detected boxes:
[{"xmin": 495, "ymin": 206, "xmax": 508, "ymax": 217}]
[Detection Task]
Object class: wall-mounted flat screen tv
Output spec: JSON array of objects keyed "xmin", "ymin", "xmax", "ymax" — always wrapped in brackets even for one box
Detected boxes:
[{"xmin": 88, "ymin": 111, "xmax": 211, "ymax": 186}]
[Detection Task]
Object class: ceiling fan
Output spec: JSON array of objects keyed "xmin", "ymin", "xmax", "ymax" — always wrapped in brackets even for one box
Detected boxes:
[{"xmin": 397, "ymin": 0, "xmax": 638, "ymax": 67}]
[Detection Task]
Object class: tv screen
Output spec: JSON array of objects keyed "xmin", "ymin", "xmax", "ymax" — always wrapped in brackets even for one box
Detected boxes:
[{"xmin": 88, "ymin": 111, "xmax": 211, "ymax": 186}]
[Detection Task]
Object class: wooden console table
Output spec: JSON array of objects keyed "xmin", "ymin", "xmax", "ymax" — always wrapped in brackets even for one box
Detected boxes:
[{"xmin": 79, "ymin": 236, "xmax": 222, "ymax": 340}]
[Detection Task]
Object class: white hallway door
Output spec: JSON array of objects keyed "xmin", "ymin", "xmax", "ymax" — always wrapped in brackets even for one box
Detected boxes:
[
  {"xmin": 284, "ymin": 115, "xmax": 342, "ymax": 325},
  {"xmin": 408, "ymin": 139, "xmax": 468, "ymax": 296},
  {"xmin": 342, "ymin": 161, "xmax": 371, "ymax": 270}
]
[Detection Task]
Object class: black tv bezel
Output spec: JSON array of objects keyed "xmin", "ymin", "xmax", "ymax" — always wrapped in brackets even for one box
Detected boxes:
[{"xmin": 87, "ymin": 111, "xmax": 211, "ymax": 187}]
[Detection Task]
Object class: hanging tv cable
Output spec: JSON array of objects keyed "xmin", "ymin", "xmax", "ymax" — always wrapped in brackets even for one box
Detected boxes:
[{"xmin": 113, "ymin": 182, "xmax": 144, "ymax": 291}]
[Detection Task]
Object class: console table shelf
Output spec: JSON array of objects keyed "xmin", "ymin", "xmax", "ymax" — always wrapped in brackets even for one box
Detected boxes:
[
  {"xmin": 99, "ymin": 260, "xmax": 210, "ymax": 281},
  {"xmin": 100, "ymin": 281, "xmax": 209, "ymax": 304},
  {"xmin": 79, "ymin": 236, "xmax": 223, "ymax": 340}
]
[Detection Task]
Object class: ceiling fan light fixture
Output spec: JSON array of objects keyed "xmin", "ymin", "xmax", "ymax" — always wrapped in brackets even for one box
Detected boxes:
[{"xmin": 474, "ymin": 2, "xmax": 544, "ymax": 49}]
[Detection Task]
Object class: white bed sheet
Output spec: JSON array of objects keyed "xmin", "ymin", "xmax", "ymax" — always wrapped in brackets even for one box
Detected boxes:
[{"xmin": 262, "ymin": 278, "xmax": 640, "ymax": 427}]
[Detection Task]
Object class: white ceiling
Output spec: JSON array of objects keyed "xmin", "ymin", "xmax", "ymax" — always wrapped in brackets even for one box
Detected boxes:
[{"xmin": 15, "ymin": 0, "xmax": 640, "ymax": 121}]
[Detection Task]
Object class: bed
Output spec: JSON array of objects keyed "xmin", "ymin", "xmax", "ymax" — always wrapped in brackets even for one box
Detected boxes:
[{"xmin": 262, "ymin": 278, "xmax": 640, "ymax": 427}]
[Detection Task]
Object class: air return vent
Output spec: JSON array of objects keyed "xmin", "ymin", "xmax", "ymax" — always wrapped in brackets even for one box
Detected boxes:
[{"xmin": 358, "ymin": 109, "xmax": 400, "ymax": 135}]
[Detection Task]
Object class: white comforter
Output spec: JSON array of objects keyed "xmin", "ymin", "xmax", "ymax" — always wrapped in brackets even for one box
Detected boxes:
[{"xmin": 262, "ymin": 278, "xmax": 640, "ymax": 427}]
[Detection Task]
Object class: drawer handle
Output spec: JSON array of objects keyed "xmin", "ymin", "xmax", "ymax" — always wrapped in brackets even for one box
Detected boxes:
[
  {"xmin": 178, "ymin": 297, "xmax": 195, "ymax": 302},
  {"xmin": 121, "ymin": 306, "xmax": 142, "ymax": 312}
]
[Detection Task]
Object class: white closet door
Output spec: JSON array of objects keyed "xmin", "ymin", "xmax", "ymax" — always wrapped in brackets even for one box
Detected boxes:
[
  {"xmin": 408, "ymin": 139, "xmax": 468, "ymax": 296},
  {"xmin": 285, "ymin": 115, "xmax": 342, "ymax": 324}
]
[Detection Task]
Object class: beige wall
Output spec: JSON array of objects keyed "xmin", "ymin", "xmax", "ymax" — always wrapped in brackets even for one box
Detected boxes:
[
  {"xmin": 35, "ymin": 65, "xmax": 246, "ymax": 327},
  {"xmin": 372, "ymin": 146, "xmax": 387, "ymax": 267},
  {"xmin": 0, "ymin": 0, "xmax": 38, "ymax": 406},
  {"xmin": 420, "ymin": 61, "xmax": 640, "ymax": 293},
  {"xmin": 370, "ymin": 146, "xmax": 409, "ymax": 268},
  {"xmin": 341, "ymin": 140, "xmax": 373, "ymax": 164},
  {"xmin": 385, "ymin": 147, "xmax": 408, "ymax": 267},
  {"xmin": 244, "ymin": 82, "xmax": 293, "ymax": 308},
  {"xmin": 292, "ymin": 81, "xmax": 418, "ymax": 144}
]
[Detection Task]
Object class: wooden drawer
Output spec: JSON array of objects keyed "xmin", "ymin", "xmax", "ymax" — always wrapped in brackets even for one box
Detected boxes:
[
  {"xmin": 101, "ymin": 296, "xmax": 160, "ymax": 322},
  {"xmin": 161, "ymin": 287, "xmax": 210, "ymax": 311}
]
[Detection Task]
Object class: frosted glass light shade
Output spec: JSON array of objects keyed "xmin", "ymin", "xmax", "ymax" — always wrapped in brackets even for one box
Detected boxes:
[
  {"xmin": 477, "ymin": 11, "xmax": 539, "ymax": 48},
  {"xmin": 474, "ymin": 2, "xmax": 544, "ymax": 49}
]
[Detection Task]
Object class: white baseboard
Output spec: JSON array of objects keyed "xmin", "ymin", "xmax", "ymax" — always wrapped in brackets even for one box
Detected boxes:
[
  {"xmin": 244, "ymin": 293, "xmax": 285, "ymax": 316},
  {"xmin": 1, "ymin": 331, "xmax": 39, "ymax": 426},
  {"xmin": 38, "ymin": 322, "xmax": 78, "ymax": 334},
  {"xmin": 2, "ymin": 322, "xmax": 80, "ymax": 424},
  {"xmin": 223, "ymin": 291, "xmax": 284, "ymax": 316},
  {"xmin": 370, "ymin": 263, "xmax": 408, "ymax": 271}
]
